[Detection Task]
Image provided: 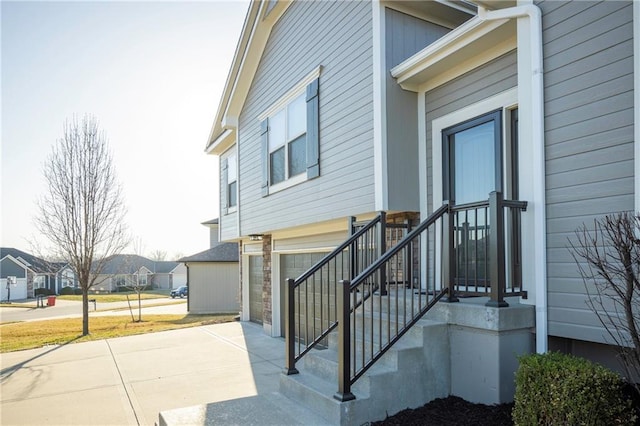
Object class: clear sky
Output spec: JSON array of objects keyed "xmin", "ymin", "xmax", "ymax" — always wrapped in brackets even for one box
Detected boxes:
[{"xmin": 1, "ymin": 0, "xmax": 248, "ymax": 260}]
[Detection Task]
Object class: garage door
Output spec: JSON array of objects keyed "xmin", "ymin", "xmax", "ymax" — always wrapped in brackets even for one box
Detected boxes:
[
  {"xmin": 279, "ymin": 252, "xmax": 328, "ymax": 338},
  {"xmin": 1, "ymin": 278, "xmax": 28, "ymax": 301},
  {"xmin": 249, "ymin": 256, "xmax": 263, "ymax": 324}
]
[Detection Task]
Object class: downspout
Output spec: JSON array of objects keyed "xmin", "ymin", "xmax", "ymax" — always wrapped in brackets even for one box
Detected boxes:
[{"xmin": 478, "ymin": 3, "xmax": 548, "ymax": 353}]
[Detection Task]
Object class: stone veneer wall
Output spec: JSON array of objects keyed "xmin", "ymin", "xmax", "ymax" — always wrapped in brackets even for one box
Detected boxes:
[
  {"xmin": 262, "ymin": 235, "xmax": 272, "ymax": 326},
  {"xmin": 26, "ymin": 270, "xmax": 35, "ymax": 299}
]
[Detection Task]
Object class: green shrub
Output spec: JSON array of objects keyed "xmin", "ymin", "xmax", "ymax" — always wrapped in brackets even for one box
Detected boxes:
[
  {"xmin": 513, "ymin": 351, "xmax": 637, "ymax": 425},
  {"xmin": 73, "ymin": 288, "xmax": 82, "ymax": 295},
  {"xmin": 59, "ymin": 286, "xmax": 75, "ymax": 295}
]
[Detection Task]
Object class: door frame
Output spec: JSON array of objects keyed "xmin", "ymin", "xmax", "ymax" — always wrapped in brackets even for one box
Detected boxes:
[{"xmin": 429, "ymin": 88, "xmax": 519, "ymax": 293}]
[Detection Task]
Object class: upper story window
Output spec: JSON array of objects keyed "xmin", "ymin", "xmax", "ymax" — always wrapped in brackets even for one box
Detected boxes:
[
  {"xmin": 222, "ymin": 149, "xmax": 237, "ymax": 215},
  {"xmin": 260, "ymin": 67, "xmax": 321, "ymax": 196},
  {"xmin": 227, "ymin": 154, "xmax": 237, "ymax": 208},
  {"xmin": 268, "ymin": 93, "xmax": 306, "ymax": 185}
]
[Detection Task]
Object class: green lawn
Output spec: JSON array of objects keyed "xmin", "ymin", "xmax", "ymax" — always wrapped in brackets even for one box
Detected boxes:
[{"xmin": 1, "ymin": 314, "xmax": 236, "ymax": 353}]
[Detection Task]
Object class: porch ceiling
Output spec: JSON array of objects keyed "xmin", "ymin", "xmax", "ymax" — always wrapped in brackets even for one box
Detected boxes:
[{"xmin": 391, "ymin": 16, "xmax": 516, "ymax": 92}]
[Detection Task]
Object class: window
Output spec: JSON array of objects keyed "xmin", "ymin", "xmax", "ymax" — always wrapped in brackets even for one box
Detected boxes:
[
  {"xmin": 442, "ymin": 110, "xmax": 502, "ymax": 205},
  {"xmin": 261, "ymin": 73, "xmax": 320, "ymax": 196},
  {"xmin": 34, "ymin": 275, "xmax": 46, "ymax": 289},
  {"xmin": 268, "ymin": 93, "xmax": 307, "ymax": 185},
  {"xmin": 222, "ymin": 150, "xmax": 237, "ymax": 215},
  {"xmin": 137, "ymin": 273, "xmax": 148, "ymax": 287},
  {"xmin": 227, "ymin": 154, "xmax": 237, "ymax": 208}
]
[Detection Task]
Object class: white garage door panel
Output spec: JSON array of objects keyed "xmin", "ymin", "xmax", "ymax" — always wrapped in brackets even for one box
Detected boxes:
[{"xmin": 1, "ymin": 278, "xmax": 28, "ymax": 301}]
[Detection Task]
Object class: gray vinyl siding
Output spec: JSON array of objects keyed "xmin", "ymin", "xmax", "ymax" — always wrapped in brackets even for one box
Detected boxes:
[
  {"xmin": 238, "ymin": 0, "xmax": 374, "ymax": 235},
  {"xmin": 424, "ymin": 51, "xmax": 518, "ymax": 213},
  {"xmin": 220, "ymin": 147, "xmax": 238, "ymax": 241},
  {"xmin": 540, "ymin": 0, "xmax": 635, "ymax": 344},
  {"xmin": 187, "ymin": 262, "xmax": 239, "ymax": 314},
  {"xmin": 385, "ymin": 8, "xmax": 450, "ymax": 212}
]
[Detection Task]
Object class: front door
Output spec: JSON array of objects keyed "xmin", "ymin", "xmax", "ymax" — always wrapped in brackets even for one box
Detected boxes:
[{"xmin": 443, "ymin": 110, "xmax": 502, "ymax": 290}]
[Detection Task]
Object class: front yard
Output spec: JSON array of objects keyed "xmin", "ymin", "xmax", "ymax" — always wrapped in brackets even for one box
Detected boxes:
[{"xmin": 0, "ymin": 314, "xmax": 236, "ymax": 353}]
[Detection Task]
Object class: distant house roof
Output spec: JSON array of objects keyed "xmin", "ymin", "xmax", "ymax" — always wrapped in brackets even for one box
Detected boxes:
[
  {"xmin": 97, "ymin": 254, "xmax": 157, "ymax": 275},
  {"xmin": 0, "ymin": 247, "xmax": 60, "ymax": 274},
  {"xmin": 154, "ymin": 261, "xmax": 181, "ymax": 274},
  {"xmin": 179, "ymin": 243, "xmax": 239, "ymax": 263}
]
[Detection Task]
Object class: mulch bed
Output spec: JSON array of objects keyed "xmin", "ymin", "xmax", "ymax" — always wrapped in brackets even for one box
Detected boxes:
[{"xmin": 372, "ymin": 396, "xmax": 514, "ymax": 426}]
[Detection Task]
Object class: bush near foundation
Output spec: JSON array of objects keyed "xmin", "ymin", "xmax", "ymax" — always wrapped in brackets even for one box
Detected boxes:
[
  {"xmin": 513, "ymin": 351, "xmax": 637, "ymax": 425},
  {"xmin": 59, "ymin": 286, "xmax": 75, "ymax": 295}
]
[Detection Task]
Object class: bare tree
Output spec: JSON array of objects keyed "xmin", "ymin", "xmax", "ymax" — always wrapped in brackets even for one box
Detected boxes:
[
  {"xmin": 149, "ymin": 249, "xmax": 167, "ymax": 261},
  {"xmin": 131, "ymin": 236, "xmax": 146, "ymax": 256},
  {"xmin": 570, "ymin": 212, "xmax": 640, "ymax": 394},
  {"xmin": 35, "ymin": 115, "xmax": 129, "ymax": 336}
]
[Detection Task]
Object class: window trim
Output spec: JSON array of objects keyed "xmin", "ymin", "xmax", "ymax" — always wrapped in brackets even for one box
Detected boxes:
[
  {"xmin": 222, "ymin": 148, "xmax": 238, "ymax": 215},
  {"xmin": 267, "ymin": 94, "xmax": 307, "ymax": 187},
  {"xmin": 227, "ymin": 153, "xmax": 238, "ymax": 209},
  {"xmin": 261, "ymin": 68, "xmax": 321, "ymax": 197}
]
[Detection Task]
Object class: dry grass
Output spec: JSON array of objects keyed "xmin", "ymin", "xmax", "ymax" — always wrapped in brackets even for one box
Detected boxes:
[{"xmin": 0, "ymin": 314, "xmax": 236, "ymax": 353}]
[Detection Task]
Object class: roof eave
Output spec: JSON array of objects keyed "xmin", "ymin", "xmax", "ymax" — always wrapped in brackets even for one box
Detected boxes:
[
  {"xmin": 391, "ymin": 15, "xmax": 515, "ymax": 92},
  {"xmin": 205, "ymin": 1, "xmax": 293, "ymax": 152}
]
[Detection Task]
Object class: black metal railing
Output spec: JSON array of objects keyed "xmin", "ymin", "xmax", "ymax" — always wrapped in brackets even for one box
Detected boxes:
[
  {"xmin": 448, "ymin": 191, "xmax": 527, "ymax": 306},
  {"xmin": 284, "ymin": 212, "xmax": 387, "ymax": 375},
  {"xmin": 333, "ymin": 192, "xmax": 527, "ymax": 400},
  {"xmin": 334, "ymin": 204, "xmax": 449, "ymax": 401}
]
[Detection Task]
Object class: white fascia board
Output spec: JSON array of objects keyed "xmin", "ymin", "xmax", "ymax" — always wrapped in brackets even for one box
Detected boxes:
[
  {"xmin": 206, "ymin": 2, "xmax": 259, "ymax": 151},
  {"xmin": 224, "ymin": 1, "xmax": 293, "ymax": 122},
  {"xmin": 206, "ymin": 128, "xmax": 235, "ymax": 155},
  {"xmin": 391, "ymin": 16, "xmax": 512, "ymax": 92}
]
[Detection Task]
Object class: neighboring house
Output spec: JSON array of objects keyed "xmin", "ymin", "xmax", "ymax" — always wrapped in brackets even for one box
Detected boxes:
[
  {"xmin": 203, "ymin": 0, "xmax": 638, "ymax": 423},
  {"xmin": 179, "ymin": 219, "xmax": 240, "ymax": 314},
  {"xmin": 153, "ymin": 262, "xmax": 187, "ymax": 290},
  {"xmin": 56, "ymin": 264, "xmax": 79, "ymax": 293},
  {"xmin": 0, "ymin": 248, "xmax": 61, "ymax": 299},
  {"xmin": 89, "ymin": 254, "xmax": 186, "ymax": 292}
]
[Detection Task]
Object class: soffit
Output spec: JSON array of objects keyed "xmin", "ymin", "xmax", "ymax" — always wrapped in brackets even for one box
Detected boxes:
[{"xmin": 391, "ymin": 16, "xmax": 516, "ymax": 92}]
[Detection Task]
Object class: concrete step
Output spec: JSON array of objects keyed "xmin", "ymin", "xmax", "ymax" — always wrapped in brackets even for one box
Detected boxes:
[
  {"xmin": 159, "ymin": 391, "xmax": 333, "ymax": 426},
  {"xmin": 279, "ymin": 317, "xmax": 450, "ymax": 425}
]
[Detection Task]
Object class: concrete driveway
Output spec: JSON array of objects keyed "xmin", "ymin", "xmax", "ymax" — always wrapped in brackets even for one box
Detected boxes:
[{"xmin": 0, "ymin": 321, "xmax": 285, "ymax": 425}]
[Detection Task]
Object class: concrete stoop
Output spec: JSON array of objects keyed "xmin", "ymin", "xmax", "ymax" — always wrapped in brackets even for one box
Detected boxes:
[{"xmin": 278, "ymin": 319, "xmax": 450, "ymax": 425}]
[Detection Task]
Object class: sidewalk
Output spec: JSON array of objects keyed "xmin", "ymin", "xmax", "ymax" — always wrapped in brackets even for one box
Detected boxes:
[{"xmin": 0, "ymin": 321, "xmax": 287, "ymax": 426}]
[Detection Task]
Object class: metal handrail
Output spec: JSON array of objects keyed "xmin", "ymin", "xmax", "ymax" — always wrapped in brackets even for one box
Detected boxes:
[
  {"xmin": 284, "ymin": 212, "xmax": 386, "ymax": 375},
  {"xmin": 335, "ymin": 203, "xmax": 450, "ymax": 401},
  {"xmin": 334, "ymin": 192, "xmax": 528, "ymax": 400}
]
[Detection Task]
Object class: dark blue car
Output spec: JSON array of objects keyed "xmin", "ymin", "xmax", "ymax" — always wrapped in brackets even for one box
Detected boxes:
[{"xmin": 170, "ymin": 286, "xmax": 188, "ymax": 298}]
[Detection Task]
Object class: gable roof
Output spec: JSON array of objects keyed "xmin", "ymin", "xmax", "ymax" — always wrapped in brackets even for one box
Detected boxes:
[
  {"xmin": 154, "ymin": 261, "xmax": 181, "ymax": 274},
  {"xmin": 179, "ymin": 243, "xmax": 239, "ymax": 263},
  {"xmin": 205, "ymin": 0, "xmax": 292, "ymax": 155},
  {"xmin": 205, "ymin": 0, "xmax": 476, "ymax": 156},
  {"xmin": 0, "ymin": 247, "xmax": 60, "ymax": 274},
  {"xmin": 97, "ymin": 254, "xmax": 157, "ymax": 275}
]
